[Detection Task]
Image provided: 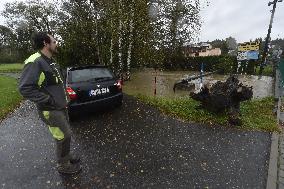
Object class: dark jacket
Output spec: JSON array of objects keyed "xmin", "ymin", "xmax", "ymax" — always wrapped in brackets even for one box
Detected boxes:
[{"xmin": 19, "ymin": 52, "xmax": 69, "ymax": 111}]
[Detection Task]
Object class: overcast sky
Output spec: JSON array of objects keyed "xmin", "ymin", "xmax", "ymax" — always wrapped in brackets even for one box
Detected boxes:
[
  {"xmin": 1, "ymin": 0, "xmax": 283, "ymax": 43},
  {"xmin": 200, "ymin": 0, "xmax": 284, "ymax": 42}
]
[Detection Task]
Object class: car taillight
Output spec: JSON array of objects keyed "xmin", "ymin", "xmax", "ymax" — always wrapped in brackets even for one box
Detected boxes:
[
  {"xmin": 116, "ymin": 80, "xmax": 122, "ymax": 90},
  {"xmin": 66, "ymin": 87, "xmax": 77, "ymax": 100}
]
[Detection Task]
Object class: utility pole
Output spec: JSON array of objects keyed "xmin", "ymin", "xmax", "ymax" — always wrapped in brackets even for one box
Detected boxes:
[{"xmin": 259, "ymin": 0, "xmax": 282, "ymax": 77}]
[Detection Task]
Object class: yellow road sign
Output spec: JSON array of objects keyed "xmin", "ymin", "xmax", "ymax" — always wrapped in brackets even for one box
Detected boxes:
[{"xmin": 238, "ymin": 42, "xmax": 260, "ymax": 51}]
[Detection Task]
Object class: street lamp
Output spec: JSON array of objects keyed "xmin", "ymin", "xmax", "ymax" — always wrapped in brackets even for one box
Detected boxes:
[{"xmin": 259, "ymin": 0, "xmax": 282, "ymax": 77}]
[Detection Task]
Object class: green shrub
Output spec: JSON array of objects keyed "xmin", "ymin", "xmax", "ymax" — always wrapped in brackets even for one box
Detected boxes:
[{"xmin": 163, "ymin": 55, "xmax": 238, "ymax": 74}]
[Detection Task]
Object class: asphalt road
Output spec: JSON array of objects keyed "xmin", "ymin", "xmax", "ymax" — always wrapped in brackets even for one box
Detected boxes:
[{"xmin": 0, "ymin": 95, "xmax": 271, "ymax": 189}]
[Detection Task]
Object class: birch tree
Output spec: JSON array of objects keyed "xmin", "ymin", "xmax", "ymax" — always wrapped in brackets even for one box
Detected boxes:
[{"xmin": 126, "ymin": 5, "xmax": 134, "ymax": 80}]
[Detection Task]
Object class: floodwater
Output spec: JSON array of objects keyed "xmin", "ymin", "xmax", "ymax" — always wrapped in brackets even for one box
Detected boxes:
[{"xmin": 123, "ymin": 68, "xmax": 274, "ymax": 99}]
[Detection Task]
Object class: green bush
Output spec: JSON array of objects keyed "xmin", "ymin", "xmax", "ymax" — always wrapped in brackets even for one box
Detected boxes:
[
  {"xmin": 255, "ymin": 65, "xmax": 273, "ymax": 76},
  {"xmin": 0, "ymin": 53, "xmax": 21, "ymax": 64},
  {"xmin": 163, "ymin": 55, "xmax": 238, "ymax": 74}
]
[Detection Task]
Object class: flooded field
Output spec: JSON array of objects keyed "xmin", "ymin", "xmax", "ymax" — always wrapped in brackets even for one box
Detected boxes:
[{"xmin": 123, "ymin": 68, "xmax": 274, "ymax": 99}]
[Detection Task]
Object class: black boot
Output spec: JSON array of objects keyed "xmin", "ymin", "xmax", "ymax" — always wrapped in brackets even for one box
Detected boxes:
[
  {"xmin": 57, "ymin": 161, "xmax": 82, "ymax": 174},
  {"xmin": 69, "ymin": 154, "xmax": 80, "ymax": 164}
]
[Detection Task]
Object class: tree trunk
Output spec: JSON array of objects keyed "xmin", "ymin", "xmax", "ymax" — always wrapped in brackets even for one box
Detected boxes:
[
  {"xmin": 118, "ymin": 0, "xmax": 123, "ymax": 79},
  {"xmin": 95, "ymin": 13, "xmax": 101, "ymax": 64},
  {"xmin": 110, "ymin": 19, "xmax": 114, "ymax": 70},
  {"xmin": 126, "ymin": 9, "xmax": 134, "ymax": 81}
]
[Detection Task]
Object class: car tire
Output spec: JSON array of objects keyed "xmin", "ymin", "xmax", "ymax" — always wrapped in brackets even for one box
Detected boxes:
[
  {"xmin": 116, "ymin": 100, "xmax": 122, "ymax": 107},
  {"xmin": 67, "ymin": 110, "xmax": 75, "ymax": 122}
]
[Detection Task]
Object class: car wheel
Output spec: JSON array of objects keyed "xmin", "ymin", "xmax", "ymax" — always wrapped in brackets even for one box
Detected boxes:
[
  {"xmin": 116, "ymin": 100, "xmax": 122, "ymax": 107},
  {"xmin": 67, "ymin": 110, "xmax": 75, "ymax": 122}
]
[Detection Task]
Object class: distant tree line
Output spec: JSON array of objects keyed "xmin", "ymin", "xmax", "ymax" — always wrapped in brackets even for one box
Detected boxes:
[
  {"xmin": 1, "ymin": 0, "xmax": 282, "ymax": 77},
  {"xmin": 0, "ymin": 0, "xmax": 203, "ymax": 79}
]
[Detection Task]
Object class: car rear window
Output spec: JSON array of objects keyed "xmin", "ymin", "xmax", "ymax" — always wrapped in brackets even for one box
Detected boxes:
[{"xmin": 69, "ymin": 67, "xmax": 114, "ymax": 83}]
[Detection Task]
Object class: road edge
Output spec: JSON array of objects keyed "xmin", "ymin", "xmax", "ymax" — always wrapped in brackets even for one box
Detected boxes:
[{"xmin": 266, "ymin": 132, "xmax": 279, "ymax": 189}]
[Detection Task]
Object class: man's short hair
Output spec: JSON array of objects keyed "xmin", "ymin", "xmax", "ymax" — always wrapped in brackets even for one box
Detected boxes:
[{"xmin": 32, "ymin": 32, "xmax": 51, "ymax": 50}]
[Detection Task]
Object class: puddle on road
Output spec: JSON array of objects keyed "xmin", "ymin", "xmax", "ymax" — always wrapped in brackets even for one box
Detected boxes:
[{"xmin": 123, "ymin": 68, "xmax": 273, "ymax": 99}]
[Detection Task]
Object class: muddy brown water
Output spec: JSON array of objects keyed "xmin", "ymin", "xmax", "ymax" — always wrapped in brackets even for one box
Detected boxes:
[{"xmin": 123, "ymin": 69, "xmax": 273, "ymax": 99}]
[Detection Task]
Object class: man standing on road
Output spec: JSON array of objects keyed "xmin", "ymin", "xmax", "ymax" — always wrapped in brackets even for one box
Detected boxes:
[{"xmin": 18, "ymin": 32, "xmax": 81, "ymax": 174}]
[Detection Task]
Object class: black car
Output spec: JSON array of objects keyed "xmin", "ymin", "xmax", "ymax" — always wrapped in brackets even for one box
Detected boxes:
[{"xmin": 65, "ymin": 65, "xmax": 123, "ymax": 115}]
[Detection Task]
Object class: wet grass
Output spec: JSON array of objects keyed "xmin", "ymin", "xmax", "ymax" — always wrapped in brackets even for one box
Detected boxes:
[
  {"xmin": 0, "ymin": 63, "xmax": 23, "ymax": 73},
  {"xmin": 133, "ymin": 94, "xmax": 279, "ymax": 132},
  {"xmin": 0, "ymin": 75, "xmax": 23, "ymax": 121}
]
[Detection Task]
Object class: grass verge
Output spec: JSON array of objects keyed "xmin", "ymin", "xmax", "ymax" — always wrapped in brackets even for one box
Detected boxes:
[
  {"xmin": 0, "ymin": 75, "xmax": 23, "ymax": 121},
  {"xmin": 134, "ymin": 94, "xmax": 279, "ymax": 132},
  {"xmin": 0, "ymin": 63, "xmax": 23, "ymax": 73}
]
